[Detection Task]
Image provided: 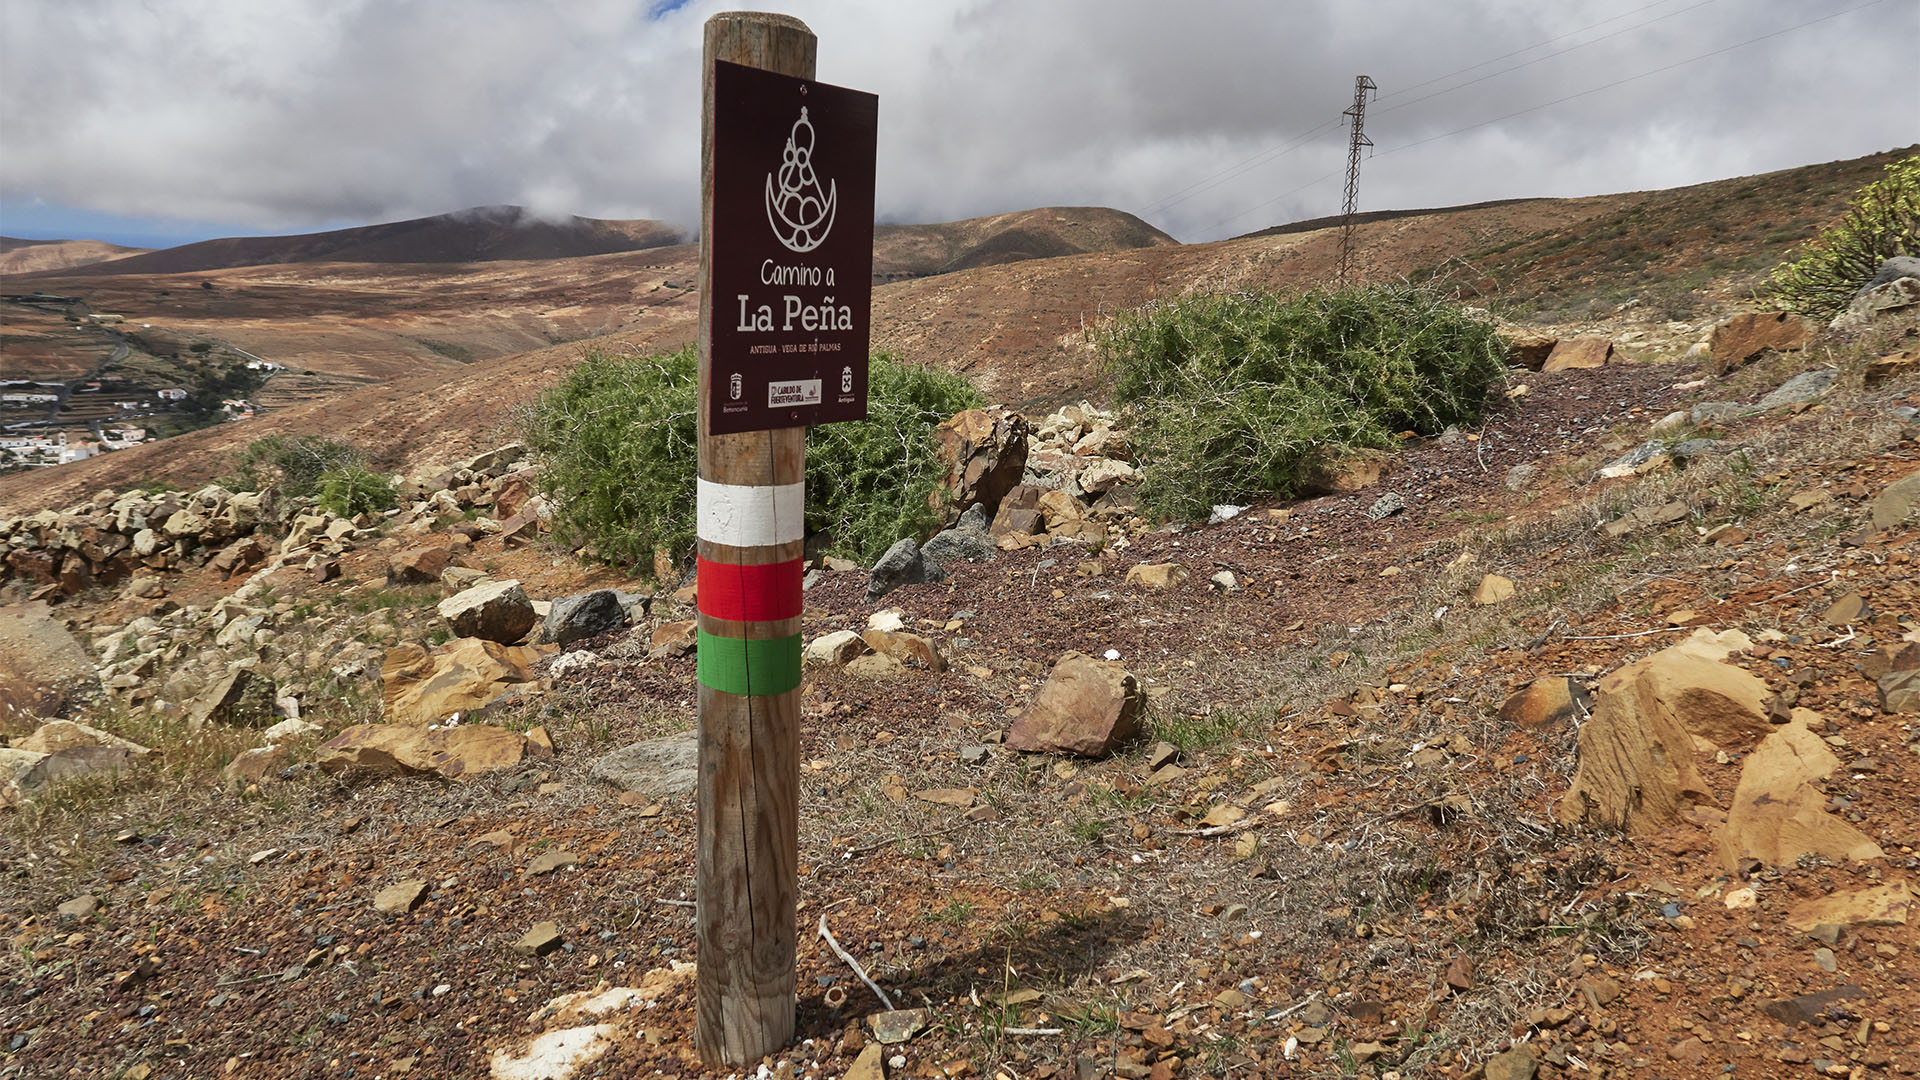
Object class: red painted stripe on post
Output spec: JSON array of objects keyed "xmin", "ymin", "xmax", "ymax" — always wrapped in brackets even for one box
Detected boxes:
[{"xmin": 697, "ymin": 556, "xmax": 804, "ymax": 623}]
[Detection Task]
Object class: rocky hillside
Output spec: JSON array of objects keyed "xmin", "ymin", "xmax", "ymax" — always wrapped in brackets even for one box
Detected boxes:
[{"xmin": 0, "ymin": 260, "xmax": 1916, "ymax": 1077}]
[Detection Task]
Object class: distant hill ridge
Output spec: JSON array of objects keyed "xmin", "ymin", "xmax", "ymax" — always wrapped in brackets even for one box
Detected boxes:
[
  {"xmin": 29, "ymin": 204, "xmax": 1180, "ymax": 282},
  {"xmin": 54, "ymin": 206, "xmax": 686, "ymax": 275},
  {"xmin": 0, "ymin": 237, "xmax": 150, "ymax": 275},
  {"xmin": 873, "ymin": 206, "xmax": 1177, "ymax": 281}
]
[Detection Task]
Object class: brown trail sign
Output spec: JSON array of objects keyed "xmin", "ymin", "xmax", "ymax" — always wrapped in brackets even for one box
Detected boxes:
[{"xmin": 693, "ymin": 10, "xmax": 876, "ymax": 1066}]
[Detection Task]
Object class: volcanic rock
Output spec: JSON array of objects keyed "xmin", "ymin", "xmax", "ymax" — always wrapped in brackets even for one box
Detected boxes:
[
  {"xmin": 1718, "ymin": 710, "xmax": 1884, "ymax": 869},
  {"xmin": 1543, "ymin": 337, "xmax": 1611, "ymax": 372},
  {"xmin": 1498, "ymin": 677, "xmax": 1590, "ymax": 728},
  {"xmin": 1709, "ymin": 311, "xmax": 1809, "ymax": 373},
  {"xmin": 188, "ymin": 669, "xmax": 278, "ymax": 729},
  {"xmin": 437, "ymin": 579, "xmax": 537, "ymax": 644},
  {"xmin": 1125, "ymin": 563, "xmax": 1189, "ymax": 590},
  {"xmin": 380, "ymin": 638, "xmax": 543, "ymax": 724},
  {"xmin": 1006, "ymin": 652, "xmax": 1143, "ymax": 758},
  {"xmin": 805, "ymin": 629, "xmax": 870, "ymax": 666},
  {"xmin": 931, "ymin": 407, "xmax": 1029, "ymax": 521},
  {"xmin": 387, "ymin": 545, "xmax": 451, "ymax": 584},
  {"xmin": 541, "ymin": 589, "xmax": 630, "ymax": 646},
  {"xmin": 315, "ymin": 723, "xmax": 533, "ymax": 780},
  {"xmin": 866, "ymin": 538, "xmax": 943, "ymax": 602},
  {"xmin": 591, "ymin": 731, "xmax": 698, "ymax": 796}
]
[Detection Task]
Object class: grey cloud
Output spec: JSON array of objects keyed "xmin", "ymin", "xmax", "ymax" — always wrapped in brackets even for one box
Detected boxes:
[{"xmin": 2, "ymin": 0, "xmax": 1912, "ymax": 243}]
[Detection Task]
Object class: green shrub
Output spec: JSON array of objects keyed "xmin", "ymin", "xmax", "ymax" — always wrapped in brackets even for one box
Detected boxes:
[
  {"xmin": 520, "ymin": 347, "xmax": 981, "ymax": 573},
  {"xmin": 1096, "ymin": 283, "xmax": 1506, "ymax": 521},
  {"xmin": 228, "ymin": 434, "xmax": 363, "ymax": 498},
  {"xmin": 315, "ymin": 465, "xmax": 397, "ymax": 517},
  {"xmin": 1766, "ymin": 155, "xmax": 1918, "ymax": 318}
]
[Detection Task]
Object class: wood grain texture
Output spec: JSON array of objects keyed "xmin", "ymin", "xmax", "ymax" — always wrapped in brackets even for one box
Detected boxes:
[{"xmin": 695, "ymin": 10, "xmax": 814, "ymax": 1067}]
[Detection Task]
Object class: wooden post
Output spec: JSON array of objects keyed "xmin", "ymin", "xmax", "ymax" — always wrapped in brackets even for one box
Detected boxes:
[{"xmin": 695, "ymin": 10, "xmax": 813, "ymax": 1066}]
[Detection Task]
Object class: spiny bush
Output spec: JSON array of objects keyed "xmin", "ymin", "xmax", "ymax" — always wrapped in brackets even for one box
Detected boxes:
[
  {"xmin": 1096, "ymin": 283, "xmax": 1506, "ymax": 521},
  {"xmin": 227, "ymin": 434, "xmax": 363, "ymax": 498},
  {"xmin": 1766, "ymin": 154, "xmax": 1918, "ymax": 319},
  {"xmin": 315, "ymin": 464, "xmax": 398, "ymax": 517},
  {"xmin": 520, "ymin": 346, "xmax": 982, "ymax": 573}
]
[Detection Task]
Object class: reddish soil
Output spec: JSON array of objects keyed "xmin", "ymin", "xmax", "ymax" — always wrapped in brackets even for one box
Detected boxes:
[{"xmin": 3, "ymin": 327, "xmax": 1916, "ymax": 1078}]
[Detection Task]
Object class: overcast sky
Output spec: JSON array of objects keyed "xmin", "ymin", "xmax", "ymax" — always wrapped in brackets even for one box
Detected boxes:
[{"xmin": 1, "ymin": 0, "xmax": 1914, "ymax": 249}]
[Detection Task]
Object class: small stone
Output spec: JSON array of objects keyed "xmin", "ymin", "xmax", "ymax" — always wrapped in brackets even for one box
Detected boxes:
[
  {"xmin": 1471, "ymin": 574, "xmax": 1514, "ymax": 606},
  {"xmin": 1367, "ymin": 493, "xmax": 1406, "ymax": 520},
  {"xmin": 1812, "ymin": 947, "xmax": 1838, "ymax": 972},
  {"xmin": 845, "ymin": 1043, "xmax": 886, "ymax": 1080},
  {"xmin": 1484, "ymin": 1042, "xmax": 1538, "ymax": 1080},
  {"xmin": 526, "ymin": 850, "xmax": 578, "ymax": 876},
  {"xmin": 1146, "ymin": 742, "xmax": 1179, "ymax": 770},
  {"xmin": 513, "ymin": 921, "xmax": 563, "ymax": 957},
  {"xmin": 1124, "ymin": 563, "xmax": 1189, "ymax": 590},
  {"xmin": 373, "ymin": 881, "xmax": 428, "ymax": 916},
  {"xmin": 56, "ymin": 894, "xmax": 98, "ymax": 922},
  {"xmin": 869, "ymin": 1008, "xmax": 929, "ymax": 1044}
]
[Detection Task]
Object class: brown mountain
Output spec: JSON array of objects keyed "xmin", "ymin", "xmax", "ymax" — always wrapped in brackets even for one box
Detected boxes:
[
  {"xmin": 4, "ymin": 147, "xmax": 1910, "ymax": 514},
  {"xmin": 872, "ymin": 206, "xmax": 1176, "ymax": 281},
  {"xmin": 54, "ymin": 206, "xmax": 685, "ymax": 275},
  {"xmin": 0, "ymin": 237, "xmax": 149, "ymax": 275}
]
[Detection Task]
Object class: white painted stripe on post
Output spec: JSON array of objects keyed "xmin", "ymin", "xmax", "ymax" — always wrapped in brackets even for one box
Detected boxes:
[{"xmin": 697, "ymin": 479, "xmax": 805, "ymax": 547}]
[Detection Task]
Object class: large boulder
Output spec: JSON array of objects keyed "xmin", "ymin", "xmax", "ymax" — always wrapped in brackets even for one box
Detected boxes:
[
  {"xmin": 1499, "ymin": 329, "xmax": 1558, "ymax": 371},
  {"xmin": 541, "ymin": 589, "xmax": 631, "ymax": 646},
  {"xmin": 989, "ymin": 485, "xmax": 1044, "ymax": 541},
  {"xmin": 315, "ymin": 723, "xmax": 534, "ymax": 781},
  {"xmin": 804, "ymin": 629, "xmax": 870, "ymax": 667},
  {"xmin": 930, "ymin": 408, "xmax": 1029, "ymax": 523},
  {"xmin": 13, "ymin": 720, "xmax": 153, "ymax": 758},
  {"xmin": 3, "ymin": 745, "xmax": 141, "ymax": 803},
  {"xmin": 1718, "ymin": 710, "xmax": 1883, "ymax": 870},
  {"xmin": 381, "ymin": 638, "xmax": 545, "ymax": 724},
  {"xmin": 919, "ymin": 504, "xmax": 995, "ymax": 570},
  {"xmin": 186, "ymin": 669, "xmax": 277, "ymax": 729},
  {"xmin": 207, "ymin": 536, "xmax": 267, "ymax": 580},
  {"xmin": 866, "ymin": 538, "xmax": 944, "ymax": 603},
  {"xmin": 387, "ymin": 545, "xmax": 451, "ymax": 584},
  {"xmin": 0, "ymin": 603, "xmax": 99, "ymax": 728},
  {"xmin": 1005, "ymin": 652, "xmax": 1143, "ymax": 758},
  {"xmin": 1830, "ymin": 257, "xmax": 1920, "ymax": 332},
  {"xmin": 1542, "ymin": 337, "xmax": 1612, "ymax": 372},
  {"xmin": 437, "ymin": 579, "xmax": 537, "ymax": 644},
  {"xmin": 1558, "ymin": 642, "xmax": 1773, "ymax": 833},
  {"xmin": 1708, "ymin": 311, "xmax": 1809, "ymax": 374}
]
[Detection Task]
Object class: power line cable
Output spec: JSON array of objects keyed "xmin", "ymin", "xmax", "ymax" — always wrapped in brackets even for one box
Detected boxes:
[
  {"xmin": 1202, "ymin": 171, "xmax": 1339, "ymax": 236},
  {"xmin": 1373, "ymin": 0, "xmax": 1890, "ymax": 160},
  {"xmin": 1376, "ymin": 0, "xmax": 1721, "ymax": 117},
  {"xmin": 1137, "ymin": 117, "xmax": 1340, "ymax": 217},
  {"xmin": 1375, "ymin": 0, "xmax": 1701, "ymax": 105}
]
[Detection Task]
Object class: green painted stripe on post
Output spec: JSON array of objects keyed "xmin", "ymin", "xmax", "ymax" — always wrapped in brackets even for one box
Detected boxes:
[{"xmin": 696, "ymin": 630, "xmax": 803, "ymax": 697}]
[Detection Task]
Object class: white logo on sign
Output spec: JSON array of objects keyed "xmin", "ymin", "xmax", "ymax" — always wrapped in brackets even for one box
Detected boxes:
[
  {"xmin": 840, "ymin": 365, "xmax": 853, "ymax": 393},
  {"xmin": 765, "ymin": 106, "xmax": 837, "ymax": 253},
  {"xmin": 729, "ymin": 372, "xmax": 742, "ymax": 401}
]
